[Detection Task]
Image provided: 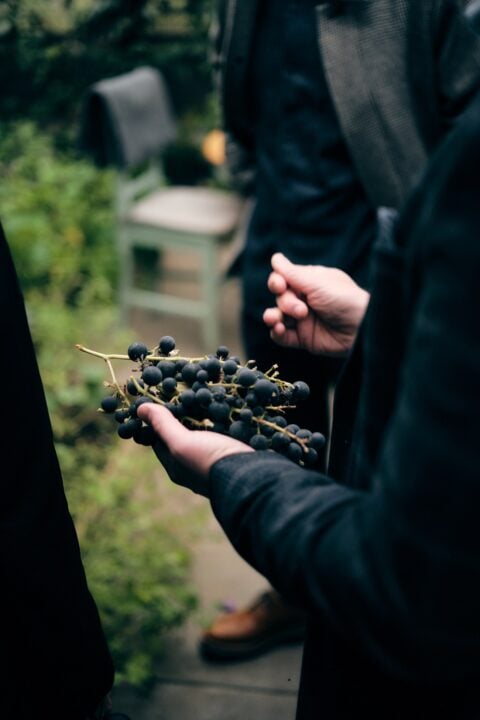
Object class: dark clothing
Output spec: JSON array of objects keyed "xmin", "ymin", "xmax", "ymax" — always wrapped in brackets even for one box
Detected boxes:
[
  {"xmin": 208, "ymin": 90, "xmax": 480, "ymax": 719},
  {"xmin": 214, "ymin": 0, "xmax": 480, "ymax": 429},
  {"xmin": 241, "ymin": 313, "xmax": 341, "ymax": 455},
  {"xmin": 0, "ymin": 224, "xmax": 114, "ymax": 718},
  {"xmin": 242, "ymin": 0, "xmax": 376, "ymax": 442},
  {"xmin": 246, "ymin": 0, "xmax": 377, "ymax": 317},
  {"xmin": 216, "ymin": 0, "xmax": 480, "ymax": 208}
]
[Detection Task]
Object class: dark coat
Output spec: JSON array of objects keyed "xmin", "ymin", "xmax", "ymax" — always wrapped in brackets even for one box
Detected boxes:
[
  {"xmin": 0, "ymin": 225, "xmax": 114, "ymax": 718},
  {"xmin": 214, "ymin": 0, "xmax": 480, "ymax": 208},
  {"xmin": 208, "ymin": 90, "xmax": 480, "ymax": 718}
]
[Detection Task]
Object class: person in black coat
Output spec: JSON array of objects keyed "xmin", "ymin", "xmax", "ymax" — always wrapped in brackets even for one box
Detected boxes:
[
  {"xmin": 136, "ymin": 58, "xmax": 480, "ymax": 718},
  {"xmin": 0, "ymin": 222, "xmax": 117, "ymax": 719},
  {"xmin": 204, "ymin": 0, "xmax": 480, "ymax": 660}
]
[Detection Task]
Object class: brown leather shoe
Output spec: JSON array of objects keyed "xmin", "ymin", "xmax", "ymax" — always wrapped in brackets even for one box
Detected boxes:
[{"xmin": 199, "ymin": 589, "xmax": 306, "ymax": 661}]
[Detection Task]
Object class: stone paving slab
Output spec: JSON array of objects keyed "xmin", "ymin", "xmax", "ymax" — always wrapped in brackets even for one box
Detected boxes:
[
  {"xmin": 152, "ymin": 621, "xmax": 302, "ymax": 691},
  {"xmin": 112, "ymin": 515, "xmax": 303, "ymax": 720},
  {"xmin": 112, "ymin": 635, "xmax": 301, "ymax": 720},
  {"xmin": 114, "ymin": 677, "xmax": 298, "ymax": 720}
]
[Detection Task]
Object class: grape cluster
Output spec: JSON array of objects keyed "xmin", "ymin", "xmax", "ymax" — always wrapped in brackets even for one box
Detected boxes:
[{"xmin": 79, "ymin": 336, "xmax": 325, "ymax": 468}]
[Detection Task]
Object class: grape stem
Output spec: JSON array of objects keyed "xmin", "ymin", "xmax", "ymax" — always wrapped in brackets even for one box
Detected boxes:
[
  {"xmin": 184, "ymin": 417, "xmax": 215, "ymax": 429},
  {"xmin": 130, "ymin": 376, "xmax": 164, "ymax": 405},
  {"xmin": 76, "ymin": 343, "xmax": 303, "ymax": 446},
  {"xmin": 75, "ymin": 344, "xmax": 295, "ymax": 390},
  {"xmin": 254, "ymin": 418, "xmax": 309, "ymax": 451},
  {"xmin": 75, "ymin": 344, "xmax": 206, "ymax": 364},
  {"xmin": 76, "ymin": 345, "xmax": 127, "ymax": 401},
  {"xmin": 230, "ymin": 409, "xmax": 309, "ymax": 451}
]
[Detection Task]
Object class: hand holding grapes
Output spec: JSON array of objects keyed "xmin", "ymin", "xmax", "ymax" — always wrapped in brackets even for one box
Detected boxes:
[
  {"xmin": 137, "ymin": 403, "xmax": 253, "ymax": 496},
  {"xmin": 263, "ymin": 253, "xmax": 370, "ymax": 357},
  {"xmin": 77, "ymin": 335, "xmax": 327, "ymax": 482}
]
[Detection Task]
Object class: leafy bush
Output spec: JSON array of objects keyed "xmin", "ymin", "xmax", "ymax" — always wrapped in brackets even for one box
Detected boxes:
[
  {"xmin": 0, "ymin": 0, "xmax": 215, "ymax": 133},
  {"xmin": 0, "ymin": 121, "xmax": 198, "ymax": 687},
  {"xmin": 0, "ymin": 122, "xmax": 116, "ymax": 299},
  {"xmin": 58, "ymin": 437, "xmax": 198, "ymax": 687},
  {"xmin": 163, "ymin": 140, "xmax": 213, "ymax": 185}
]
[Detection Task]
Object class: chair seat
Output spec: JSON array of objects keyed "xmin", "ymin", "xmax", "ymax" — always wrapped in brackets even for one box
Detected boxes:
[{"xmin": 127, "ymin": 185, "xmax": 244, "ymax": 237}]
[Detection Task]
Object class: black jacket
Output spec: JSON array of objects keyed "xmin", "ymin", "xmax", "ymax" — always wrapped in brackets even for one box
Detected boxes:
[
  {"xmin": 208, "ymin": 91, "xmax": 480, "ymax": 718},
  {"xmin": 0, "ymin": 225, "xmax": 114, "ymax": 718},
  {"xmin": 214, "ymin": 0, "xmax": 480, "ymax": 208}
]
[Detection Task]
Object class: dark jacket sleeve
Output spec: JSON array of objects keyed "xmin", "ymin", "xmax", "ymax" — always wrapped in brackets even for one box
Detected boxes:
[{"xmin": 208, "ymin": 96, "xmax": 480, "ymax": 685}]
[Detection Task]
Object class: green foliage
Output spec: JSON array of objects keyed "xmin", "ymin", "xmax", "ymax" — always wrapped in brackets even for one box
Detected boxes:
[
  {"xmin": 163, "ymin": 141, "xmax": 213, "ymax": 185},
  {"xmin": 0, "ymin": 0, "xmax": 215, "ymax": 135},
  {"xmin": 0, "ymin": 122, "xmax": 116, "ymax": 301},
  {"xmin": 58, "ymin": 441, "xmax": 198, "ymax": 687},
  {"xmin": 0, "ymin": 122, "xmax": 198, "ymax": 687},
  {"xmin": 1, "ymin": 0, "xmax": 219, "ymax": 689}
]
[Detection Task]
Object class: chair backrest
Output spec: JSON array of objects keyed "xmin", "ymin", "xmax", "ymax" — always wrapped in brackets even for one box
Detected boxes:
[
  {"xmin": 79, "ymin": 66, "xmax": 177, "ymax": 171},
  {"xmin": 79, "ymin": 66, "xmax": 178, "ymax": 215}
]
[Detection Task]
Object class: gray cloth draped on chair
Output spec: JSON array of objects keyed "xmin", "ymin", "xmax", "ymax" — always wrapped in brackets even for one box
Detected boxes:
[{"xmin": 78, "ymin": 66, "xmax": 177, "ymax": 169}]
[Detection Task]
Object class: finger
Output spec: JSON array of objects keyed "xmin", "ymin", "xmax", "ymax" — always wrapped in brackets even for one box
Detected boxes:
[
  {"xmin": 271, "ymin": 252, "xmax": 317, "ymax": 294},
  {"xmin": 271, "ymin": 252, "xmax": 298, "ymax": 278},
  {"xmin": 263, "ymin": 306, "xmax": 284, "ymax": 327},
  {"xmin": 270, "ymin": 323, "xmax": 301, "ymax": 349},
  {"xmin": 276, "ymin": 290, "xmax": 309, "ymax": 319},
  {"xmin": 267, "ymin": 271, "xmax": 288, "ymax": 295},
  {"xmin": 264, "ymin": 306, "xmax": 299, "ymax": 331},
  {"xmin": 269, "ymin": 322, "xmax": 286, "ymax": 343},
  {"xmin": 137, "ymin": 403, "xmax": 188, "ymax": 451}
]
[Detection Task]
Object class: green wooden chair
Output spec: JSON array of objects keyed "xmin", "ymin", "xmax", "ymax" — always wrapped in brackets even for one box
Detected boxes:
[{"xmin": 79, "ymin": 66, "xmax": 244, "ymax": 349}]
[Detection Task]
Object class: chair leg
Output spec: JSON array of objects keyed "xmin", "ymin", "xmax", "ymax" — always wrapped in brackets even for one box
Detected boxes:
[
  {"xmin": 201, "ymin": 239, "xmax": 219, "ymax": 351},
  {"xmin": 117, "ymin": 225, "xmax": 134, "ymax": 322}
]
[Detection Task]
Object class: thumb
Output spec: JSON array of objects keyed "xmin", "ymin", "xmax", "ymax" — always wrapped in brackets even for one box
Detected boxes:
[{"xmin": 137, "ymin": 403, "xmax": 188, "ymax": 451}]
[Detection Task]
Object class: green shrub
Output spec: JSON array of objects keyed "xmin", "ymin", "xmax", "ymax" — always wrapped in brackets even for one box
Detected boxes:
[
  {"xmin": 0, "ymin": 121, "xmax": 198, "ymax": 687},
  {"xmin": 0, "ymin": 0, "xmax": 215, "ymax": 131},
  {"xmin": 0, "ymin": 122, "xmax": 116, "ymax": 300},
  {"xmin": 58, "ymin": 436, "xmax": 198, "ymax": 687}
]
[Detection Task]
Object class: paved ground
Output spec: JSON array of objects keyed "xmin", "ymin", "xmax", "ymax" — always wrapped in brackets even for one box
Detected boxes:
[
  {"xmin": 112, "ymin": 516, "xmax": 303, "ymax": 720},
  {"xmin": 111, "ymin": 249, "xmax": 303, "ymax": 720}
]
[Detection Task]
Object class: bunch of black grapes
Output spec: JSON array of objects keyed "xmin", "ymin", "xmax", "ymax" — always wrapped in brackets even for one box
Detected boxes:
[{"xmin": 98, "ymin": 335, "xmax": 326, "ymax": 467}]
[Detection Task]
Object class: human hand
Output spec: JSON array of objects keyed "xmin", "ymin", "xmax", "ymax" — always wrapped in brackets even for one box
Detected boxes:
[
  {"xmin": 137, "ymin": 403, "xmax": 254, "ymax": 497},
  {"xmin": 263, "ymin": 253, "xmax": 370, "ymax": 356}
]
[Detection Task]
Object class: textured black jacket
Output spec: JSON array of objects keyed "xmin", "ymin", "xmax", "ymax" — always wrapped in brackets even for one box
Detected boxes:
[
  {"xmin": 214, "ymin": 0, "xmax": 480, "ymax": 207},
  {"xmin": 0, "ymin": 226, "xmax": 114, "ymax": 718},
  {"xmin": 208, "ymin": 90, "xmax": 480, "ymax": 718}
]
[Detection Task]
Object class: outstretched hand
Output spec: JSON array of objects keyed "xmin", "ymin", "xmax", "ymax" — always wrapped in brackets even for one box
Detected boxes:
[
  {"xmin": 263, "ymin": 253, "xmax": 370, "ymax": 356},
  {"xmin": 137, "ymin": 403, "xmax": 254, "ymax": 496}
]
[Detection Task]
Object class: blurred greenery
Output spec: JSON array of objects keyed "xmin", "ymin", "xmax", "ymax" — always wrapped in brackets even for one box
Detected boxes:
[
  {"xmin": 0, "ymin": 17, "xmax": 207, "ymax": 682},
  {"xmin": 0, "ymin": 0, "xmax": 216, "ymax": 139}
]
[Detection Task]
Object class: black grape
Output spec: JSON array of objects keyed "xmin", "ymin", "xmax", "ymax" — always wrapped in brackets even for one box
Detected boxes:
[{"xmin": 87, "ymin": 334, "xmax": 322, "ymax": 469}]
